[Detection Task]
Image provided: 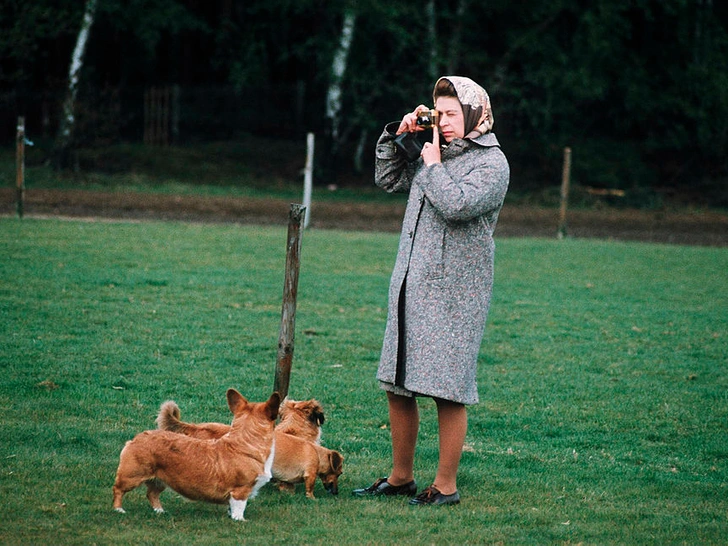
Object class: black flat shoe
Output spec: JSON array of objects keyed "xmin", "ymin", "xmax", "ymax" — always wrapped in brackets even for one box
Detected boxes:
[
  {"xmin": 409, "ymin": 485, "xmax": 460, "ymax": 506},
  {"xmin": 352, "ymin": 477, "xmax": 418, "ymax": 497}
]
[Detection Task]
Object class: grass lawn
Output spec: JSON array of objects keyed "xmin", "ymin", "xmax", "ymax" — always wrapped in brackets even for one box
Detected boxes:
[{"xmin": 1, "ymin": 217, "xmax": 726, "ymax": 545}]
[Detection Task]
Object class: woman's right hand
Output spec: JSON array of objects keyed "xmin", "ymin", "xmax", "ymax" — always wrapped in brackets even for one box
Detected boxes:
[{"xmin": 395, "ymin": 105, "xmax": 430, "ymax": 135}]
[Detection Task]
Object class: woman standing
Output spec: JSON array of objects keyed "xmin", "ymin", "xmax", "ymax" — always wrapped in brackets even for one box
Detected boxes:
[{"xmin": 353, "ymin": 76, "xmax": 509, "ymax": 506}]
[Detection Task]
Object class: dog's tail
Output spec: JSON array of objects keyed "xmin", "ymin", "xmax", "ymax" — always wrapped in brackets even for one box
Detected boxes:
[{"xmin": 156, "ymin": 400, "xmax": 185, "ymax": 432}]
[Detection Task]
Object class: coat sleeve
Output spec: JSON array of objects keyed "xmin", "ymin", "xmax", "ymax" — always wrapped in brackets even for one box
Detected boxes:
[
  {"xmin": 374, "ymin": 123, "xmax": 415, "ymax": 194},
  {"xmin": 416, "ymin": 147, "xmax": 509, "ymax": 222}
]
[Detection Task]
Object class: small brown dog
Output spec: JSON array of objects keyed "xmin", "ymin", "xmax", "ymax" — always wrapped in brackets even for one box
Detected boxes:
[
  {"xmin": 157, "ymin": 397, "xmax": 325, "ymax": 444},
  {"xmin": 156, "ymin": 398, "xmax": 342, "ymax": 498},
  {"xmin": 276, "ymin": 398, "xmax": 325, "ymax": 444},
  {"xmin": 273, "ymin": 432, "xmax": 343, "ymax": 499},
  {"xmin": 112, "ymin": 390, "xmax": 280, "ymax": 521}
]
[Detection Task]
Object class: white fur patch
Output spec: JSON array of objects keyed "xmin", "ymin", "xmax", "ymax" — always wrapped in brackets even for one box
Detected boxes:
[
  {"xmin": 228, "ymin": 498, "xmax": 247, "ymax": 521},
  {"xmin": 249, "ymin": 438, "xmax": 275, "ymax": 500}
]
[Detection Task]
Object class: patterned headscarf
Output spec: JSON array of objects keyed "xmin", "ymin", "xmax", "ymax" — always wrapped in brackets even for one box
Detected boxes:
[{"xmin": 434, "ymin": 76, "xmax": 494, "ymax": 138}]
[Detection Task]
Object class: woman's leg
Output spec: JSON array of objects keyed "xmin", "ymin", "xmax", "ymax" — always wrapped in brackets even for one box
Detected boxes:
[
  {"xmin": 432, "ymin": 398, "xmax": 467, "ymax": 495},
  {"xmin": 387, "ymin": 391, "xmax": 419, "ymax": 485}
]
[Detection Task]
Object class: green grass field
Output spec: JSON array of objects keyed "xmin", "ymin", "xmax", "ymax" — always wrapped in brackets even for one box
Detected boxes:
[{"xmin": 1, "ymin": 217, "xmax": 726, "ymax": 545}]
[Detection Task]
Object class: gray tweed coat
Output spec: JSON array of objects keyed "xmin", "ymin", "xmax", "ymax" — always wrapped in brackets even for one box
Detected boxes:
[{"xmin": 375, "ymin": 124, "xmax": 509, "ymax": 405}]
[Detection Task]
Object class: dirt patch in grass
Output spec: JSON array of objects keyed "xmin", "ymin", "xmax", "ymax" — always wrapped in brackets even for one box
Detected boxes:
[{"xmin": 1, "ymin": 188, "xmax": 726, "ymax": 247}]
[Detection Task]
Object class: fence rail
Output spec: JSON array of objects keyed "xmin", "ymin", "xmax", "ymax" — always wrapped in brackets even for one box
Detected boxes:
[{"xmin": 1, "ymin": 83, "xmax": 315, "ymax": 147}]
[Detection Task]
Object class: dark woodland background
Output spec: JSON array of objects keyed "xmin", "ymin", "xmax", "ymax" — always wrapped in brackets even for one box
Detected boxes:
[{"xmin": 1, "ymin": 0, "xmax": 726, "ymax": 206}]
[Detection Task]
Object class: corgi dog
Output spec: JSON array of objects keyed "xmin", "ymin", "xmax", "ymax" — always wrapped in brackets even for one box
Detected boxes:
[
  {"xmin": 112, "ymin": 390, "xmax": 280, "ymax": 521},
  {"xmin": 273, "ymin": 432, "xmax": 344, "ymax": 499},
  {"xmin": 156, "ymin": 397, "xmax": 325, "ymax": 444},
  {"xmin": 156, "ymin": 398, "xmax": 342, "ymax": 498}
]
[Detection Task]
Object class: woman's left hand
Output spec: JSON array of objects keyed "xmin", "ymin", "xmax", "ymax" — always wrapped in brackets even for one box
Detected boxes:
[{"xmin": 421, "ymin": 126, "xmax": 441, "ymax": 166}]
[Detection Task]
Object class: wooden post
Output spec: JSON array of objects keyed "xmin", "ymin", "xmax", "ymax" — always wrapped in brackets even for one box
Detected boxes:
[
  {"xmin": 160, "ymin": 86, "xmax": 170, "ymax": 146},
  {"xmin": 302, "ymin": 133, "xmax": 314, "ymax": 229},
  {"xmin": 144, "ymin": 86, "xmax": 171, "ymax": 146},
  {"xmin": 143, "ymin": 88, "xmax": 151, "ymax": 145},
  {"xmin": 16, "ymin": 117, "xmax": 25, "ymax": 219},
  {"xmin": 171, "ymin": 85, "xmax": 180, "ymax": 144},
  {"xmin": 557, "ymin": 146, "xmax": 572, "ymax": 239},
  {"xmin": 273, "ymin": 204, "xmax": 307, "ymax": 399}
]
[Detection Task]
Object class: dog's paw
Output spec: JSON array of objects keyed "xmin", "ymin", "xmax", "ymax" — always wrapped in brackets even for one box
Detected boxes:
[
  {"xmin": 154, "ymin": 508, "xmax": 165, "ymax": 514},
  {"xmin": 276, "ymin": 482, "xmax": 296, "ymax": 494},
  {"xmin": 228, "ymin": 498, "xmax": 248, "ymax": 521},
  {"xmin": 114, "ymin": 507, "xmax": 126, "ymax": 514}
]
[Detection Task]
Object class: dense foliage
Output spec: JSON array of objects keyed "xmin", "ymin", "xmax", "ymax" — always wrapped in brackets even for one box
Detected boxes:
[{"xmin": 1, "ymin": 0, "xmax": 726, "ymax": 203}]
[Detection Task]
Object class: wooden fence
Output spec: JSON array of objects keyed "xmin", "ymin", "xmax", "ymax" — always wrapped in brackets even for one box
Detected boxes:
[{"xmin": 143, "ymin": 86, "xmax": 179, "ymax": 146}]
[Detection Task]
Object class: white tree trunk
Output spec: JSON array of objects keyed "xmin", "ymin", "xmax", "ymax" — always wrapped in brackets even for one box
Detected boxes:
[
  {"xmin": 55, "ymin": 0, "xmax": 97, "ymax": 160},
  {"xmin": 325, "ymin": 10, "xmax": 356, "ymax": 142}
]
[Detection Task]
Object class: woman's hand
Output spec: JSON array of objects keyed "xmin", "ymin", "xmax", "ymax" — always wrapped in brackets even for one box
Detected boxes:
[
  {"xmin": 420, "ymin": 125, "xmax": 441, "ymax": 166},
  {"xmin": 395, "ymin": 105, "xmax": 430, "ymax": 135}
]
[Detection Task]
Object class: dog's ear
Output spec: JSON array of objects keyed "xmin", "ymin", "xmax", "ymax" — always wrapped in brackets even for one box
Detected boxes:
[
  {"xmin": 226, "ymin": 389, "xmax": 248, "ymax": 414},
  {"xmin": 306, "ymin": 401, "xmax": 325, "ymax": 426},
  {"xmin": 329, "ymin": 450, "xmax": 344, "ymax": 472},
  {"xmin": 266, "ymin": 392, "xmax": 281, "ymax": 421},
  {"xmin": 310, "ymin": 410, "xmax": 325, "ymax": 426}
]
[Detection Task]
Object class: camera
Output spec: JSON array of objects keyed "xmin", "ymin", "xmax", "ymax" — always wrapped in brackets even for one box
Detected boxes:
[
  {"xmin": 416, "ymin": 109, "xmax": 439, "ymax": 129},
  {"xmin": 393, "ymin": 128, "xmax": 433, "ymax": 162}
]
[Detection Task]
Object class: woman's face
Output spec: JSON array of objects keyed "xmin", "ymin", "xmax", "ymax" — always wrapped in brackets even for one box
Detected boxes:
[{"xmin": 435, "ymin": 96, "xmax": 465, "ymax": 142}]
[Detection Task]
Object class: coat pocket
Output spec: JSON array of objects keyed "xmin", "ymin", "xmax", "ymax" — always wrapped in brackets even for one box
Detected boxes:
[{"xmin": 427, "ymin": 228, "xmax": 446, "ymax": 282}]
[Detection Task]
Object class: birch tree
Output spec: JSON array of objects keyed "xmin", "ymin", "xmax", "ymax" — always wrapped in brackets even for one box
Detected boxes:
[
  {"xmin": 325, "ymin": 9, "xmax": 357, "ymax": 147},
  {"xmin": 52, "ymin": 0, "xmax": 97, "ymax": 169}
]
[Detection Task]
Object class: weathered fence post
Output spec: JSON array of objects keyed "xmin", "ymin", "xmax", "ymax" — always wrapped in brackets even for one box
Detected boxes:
[
  {"xmin": 144, "ymin": 86, "xmax": 171, "ymax": 146},
  {"xmin": 171, "ymin": 85, "xmax": 180, "ymax": 144},
  {"xmin": 143, "ymin": 88, "xmax": 152, "ymax": 145},
  {"xmin": 557, "ymin": 146, "xmax": 572, "ymax": 239},
  {"xmin": 273, "ymin": 204, "xmax": 307, "ymax": 399},
  {"xmin": 16, "ymin": 117, "xmax": 25, "ymax": 218}
]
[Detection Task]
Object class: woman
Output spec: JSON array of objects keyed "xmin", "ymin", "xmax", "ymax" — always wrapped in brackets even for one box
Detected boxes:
[{"xmin": 353, "ymin": 76, "xmax": 509, "ymax": 505}]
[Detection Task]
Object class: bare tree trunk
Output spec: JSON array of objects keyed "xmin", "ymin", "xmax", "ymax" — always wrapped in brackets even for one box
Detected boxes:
[
  {"xmin": 321, "ymin": 9, "xmax": 357, "ymax": 184},
  {"xmin": 53, "ymin": 0, "xmax": 97, "ymax": 170},
  {"xmin": 325, "ymin": 10, "xmax": 356, "ymax": 147}
]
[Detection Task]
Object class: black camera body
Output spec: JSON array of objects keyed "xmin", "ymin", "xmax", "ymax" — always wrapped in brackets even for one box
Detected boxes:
[
  {"xmin": 391, "ymin": 109, "xmax": 439, "ymax": 162},
  {"xmin": 393, "ymin": 129, "xmax": 433, "ymax": 162}
]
